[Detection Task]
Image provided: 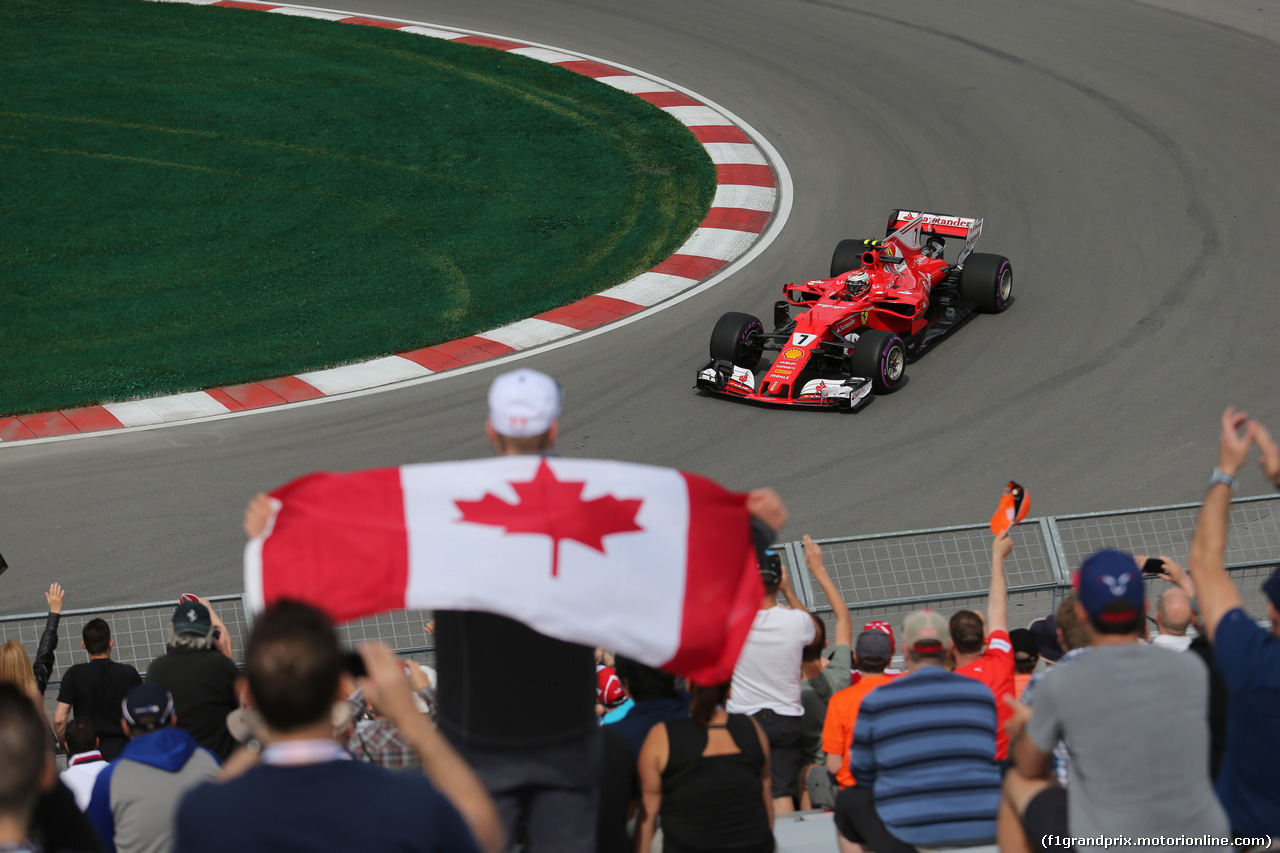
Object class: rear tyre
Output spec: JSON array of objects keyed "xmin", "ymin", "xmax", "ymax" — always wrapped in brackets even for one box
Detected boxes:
[
  {"xmin": 849, "ymin": 329, "xmax": 907, "ymax": 393},
  {"xmin": 959, "ymin": 253, "xmax": 1013, "ymax": 313},
  {"xmin": 831, "ymin": 239, "xmax": 867, "ymax": 277},
  {"xmin": 709, "ymin": 312, "xmax": 765, "ymax": 369}
]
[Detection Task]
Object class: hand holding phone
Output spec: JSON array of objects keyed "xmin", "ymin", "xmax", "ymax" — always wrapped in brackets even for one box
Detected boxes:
[
  {"xmin": 1141, "ymin": 557, "xmax": 1165, "ymax": 576},
  {"xmin": 342, "ymin": 651, "xmax": 367, "ymax": 679}
]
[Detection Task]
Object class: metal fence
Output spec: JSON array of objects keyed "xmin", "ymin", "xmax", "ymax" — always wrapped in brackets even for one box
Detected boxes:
[
  {"xmin": 777, "ymin": 494, "xmax": 1280, "ymax": 639},
  {"xmin": 4, "ymin": 494, "xmax": 1277, "ymax": 715},
  {"xmin": 3, "ymin": 597, "xmax": 438, "ymax": 720}
]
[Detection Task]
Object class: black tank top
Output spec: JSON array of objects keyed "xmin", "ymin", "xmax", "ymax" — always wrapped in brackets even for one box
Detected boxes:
[{"xmin": 659, "ymin": 715, "xmax": 774, "ymax": 853}]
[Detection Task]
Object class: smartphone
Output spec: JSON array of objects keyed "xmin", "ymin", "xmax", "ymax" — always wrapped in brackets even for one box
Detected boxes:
[
  {"xmin": 342, "ymin": 651, "xmax": 367, "ymax": 678},
  {"xmin": 1141, "ymin": 558, "xmax": 1165, "ymax": 576}
]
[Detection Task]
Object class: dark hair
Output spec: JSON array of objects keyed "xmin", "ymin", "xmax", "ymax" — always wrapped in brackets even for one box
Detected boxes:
[
  {"xmin": 245, "ymin": 600, "xmax": 341, "ymax": 733},
  {"xmin": 688, "ymin": 682, "xmax": 730, "ymax": 727},
  {"xmin": 949, "ymin": 610, "xmax": 985, "ymax": 655},
  {"xmin": 1088, "ymin": 601, "xmax": 1144, "ymax": 636},
  {"xmin": 613, "ymin": 656, "xmax": 677, "ymax": 703},
  {"xmin": 801, "ymin": 614, "xmax": 827, "ymax": 663},
  {"xmin": 1009, "ymin": 628, "xmax": 1039, "ymax": 674},
  {"xmin": 64, "ymin": 719, "xmax": 98, "ymax": 755},
  {"xmin": 0, "ymin": 684, "xmax": 47, "ymax": 815},
  {"xmin": 82, "ymin": 619, "xmax": 111, "ymax": 656}
]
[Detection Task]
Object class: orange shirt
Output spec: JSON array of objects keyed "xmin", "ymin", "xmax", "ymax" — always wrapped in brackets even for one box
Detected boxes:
[
  {"xmin": 955, "ymin": 629, "xmax": 1015, "ymax": 760},
  {"xmin": 1013, "ymin": 671, "xmax": 1033, "ymax": 702},
  {"xmin": 820, "ymin": 672, "xmax": 900, "ymax": 788}
]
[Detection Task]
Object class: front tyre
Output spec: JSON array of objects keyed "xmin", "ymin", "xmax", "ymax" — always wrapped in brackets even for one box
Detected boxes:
[
  {"xmin": 959, "ymin": 253, "xmax": 1013, "ymax": 313},
  {"xmin": 849, "ymin": 329, "xmax": 907, "ymax": 393},
  {"xmin": 709, "ymin": 311, "xmax": 765, "ymax": 369}
]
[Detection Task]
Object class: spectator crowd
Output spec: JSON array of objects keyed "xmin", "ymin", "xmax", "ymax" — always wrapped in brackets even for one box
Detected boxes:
[{"xmin": 1, "ymin": 374, "xmax": 1277, "ymax": 853}]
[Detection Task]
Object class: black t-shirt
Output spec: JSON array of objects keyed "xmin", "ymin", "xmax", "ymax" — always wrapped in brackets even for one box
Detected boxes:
[
  {"xmin": 660, "ymin": 715, "xmax": 773, "ymax": 853},
  {"xmin": 433, "ymin": 610, "xmax": 596, "ymax": 749},
  {"xmin": 146, "ymin": 647, "xmax": 240, "ymax": 761},
  {"xmin": 56, "ymin": 658, "xmax": 142, "ymax": 760},
  {"xmin": 597, "ymin": 726, "xmax": 637, "ymax": 853},
  {"xmin": 1188, "ymin": 635, "xmax": 1229, "ymax": 781}
]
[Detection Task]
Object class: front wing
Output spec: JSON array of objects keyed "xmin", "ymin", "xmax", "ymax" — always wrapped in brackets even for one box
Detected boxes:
[{"xmin": 695, "ymin": 361, "xmax": 873, "ymax": 411}]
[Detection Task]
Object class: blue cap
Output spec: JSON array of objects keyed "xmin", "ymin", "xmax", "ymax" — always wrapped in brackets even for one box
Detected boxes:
[
  {"xmin": 1075, "ymin": 549, "xmax": 1144, "ymax": 625},
  {"xmin": 1028, "ymin": 616, "xmax": 1063, "ymax": 662},
  {"xmin": 122, "ymin": 684, "xmax": 174, "ymax": 729}
]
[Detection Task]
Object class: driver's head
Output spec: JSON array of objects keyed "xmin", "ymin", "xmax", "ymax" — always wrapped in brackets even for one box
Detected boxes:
[{"xmin": 846, "ymin": 270, "xmax": 870, "ymax": 296}]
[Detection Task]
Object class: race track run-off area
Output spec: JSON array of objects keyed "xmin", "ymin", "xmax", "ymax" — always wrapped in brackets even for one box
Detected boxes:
[{"xmin": 0, "ymin": 0, "xmax": 788, "ymax": 444}]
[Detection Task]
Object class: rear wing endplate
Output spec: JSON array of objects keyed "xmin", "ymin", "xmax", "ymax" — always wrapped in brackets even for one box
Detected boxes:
[{"xmin": 886, "ymin": 209, "xmax": 983, "ymax": 264}]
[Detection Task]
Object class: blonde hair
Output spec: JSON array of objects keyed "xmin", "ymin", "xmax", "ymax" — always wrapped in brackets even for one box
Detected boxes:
[{"xmin": 0, "ymin": 641, "xmax": 37, "ymax": 695}]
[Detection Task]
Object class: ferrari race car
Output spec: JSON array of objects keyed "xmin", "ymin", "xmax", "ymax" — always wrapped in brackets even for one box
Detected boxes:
[{"xmin": 695, "ymin": 209, "xmax": 1012, "ymax": 410}]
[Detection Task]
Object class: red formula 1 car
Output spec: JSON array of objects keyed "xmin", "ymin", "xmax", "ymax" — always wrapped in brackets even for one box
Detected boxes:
[{"xmin": 695, "ymin": 209, "xmax": 1012, "ymax": 410}]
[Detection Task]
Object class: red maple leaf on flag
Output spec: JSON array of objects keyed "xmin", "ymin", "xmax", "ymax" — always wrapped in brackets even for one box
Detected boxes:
[{"xmin": 454, "ymin": 459, "xmax": 645, "ymax": 577}]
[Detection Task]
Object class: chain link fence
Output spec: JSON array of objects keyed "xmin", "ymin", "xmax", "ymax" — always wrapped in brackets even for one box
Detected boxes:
[{"xmin": 5, "ymin": 495, "xmax": 1277, "ymax": 716}]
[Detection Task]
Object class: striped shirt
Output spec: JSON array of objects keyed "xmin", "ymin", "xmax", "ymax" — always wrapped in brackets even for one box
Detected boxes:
[{"xmin": 850, "ymin": 665, "xmax": 1001, "ymax": 846}]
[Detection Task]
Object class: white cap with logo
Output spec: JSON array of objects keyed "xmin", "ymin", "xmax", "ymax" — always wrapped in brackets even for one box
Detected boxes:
[{"xmin": 487, "ymin": 369, "xmax": 562, "ymax": 437}]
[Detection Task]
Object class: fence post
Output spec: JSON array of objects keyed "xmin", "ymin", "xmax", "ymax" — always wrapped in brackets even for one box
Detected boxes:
[
  {"xmin": 779, "ymin": 538, "xmax": 815, "ymax": 609},
  {"xmin": 1041, "ymin": 516, "xmax": 1072, "ymax": 586}
]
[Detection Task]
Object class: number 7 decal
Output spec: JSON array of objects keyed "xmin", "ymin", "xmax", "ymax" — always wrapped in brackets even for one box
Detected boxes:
[{"xmin": 791, "ymin": 333, "xmax": 817, "ymax": 346}]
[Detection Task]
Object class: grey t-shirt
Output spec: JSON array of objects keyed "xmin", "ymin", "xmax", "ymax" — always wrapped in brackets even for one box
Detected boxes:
[
  {"xmin": 1027, "ymin": 643, "xmax": 1229, "ymax": 853},
  {"xmin": 799, "ymin": 644, "xmax": 852, "ymax": 764}
]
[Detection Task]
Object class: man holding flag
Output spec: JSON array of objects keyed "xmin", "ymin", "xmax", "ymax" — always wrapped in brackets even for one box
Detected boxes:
[{"xmin": 243, "ymin": 368, "xmax": 790, "ymax": 852}]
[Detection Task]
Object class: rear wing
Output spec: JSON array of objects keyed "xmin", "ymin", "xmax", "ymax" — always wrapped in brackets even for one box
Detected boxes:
[{"xmin": 886, "ymin": 209, "xmax": 983, "ymax": 265}]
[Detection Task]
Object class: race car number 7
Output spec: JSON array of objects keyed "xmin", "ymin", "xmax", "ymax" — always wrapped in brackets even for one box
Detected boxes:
[{"xmin": 790, "ymin": 333, "xmax": 817, "ymax": 346}]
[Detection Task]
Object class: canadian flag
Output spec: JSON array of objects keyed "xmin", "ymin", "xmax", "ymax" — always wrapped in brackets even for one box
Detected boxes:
[{"xmin": 244, "ymin": 456, "xmax": 763, "ymax": 683}]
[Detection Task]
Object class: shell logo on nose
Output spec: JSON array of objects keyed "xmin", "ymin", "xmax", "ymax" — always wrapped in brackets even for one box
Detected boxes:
[{"xmin": 782, "ymin": 348, "xmax": 804, "ymax": 360}]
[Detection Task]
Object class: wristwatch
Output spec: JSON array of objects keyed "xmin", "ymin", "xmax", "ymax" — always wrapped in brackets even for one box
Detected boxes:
[{"xmin": 1209, "ymin": 467, "xmax": 1236, "ymax": 488}]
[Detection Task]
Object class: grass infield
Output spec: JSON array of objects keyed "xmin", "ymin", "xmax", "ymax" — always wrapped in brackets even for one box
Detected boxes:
[{"xmin": 0, "ymin": 0, "xmax": 716, "ymax": 417}]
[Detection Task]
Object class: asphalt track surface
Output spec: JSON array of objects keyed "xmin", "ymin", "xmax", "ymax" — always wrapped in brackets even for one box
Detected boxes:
[{"xmin": 3, "ymin": 0, "xmax": 1280, "ymax": 612}]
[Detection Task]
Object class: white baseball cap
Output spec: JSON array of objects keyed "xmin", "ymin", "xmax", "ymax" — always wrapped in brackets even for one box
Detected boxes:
[{"xmin": 487, "ymin": 369, "xmax": 562, "ymax": 437}]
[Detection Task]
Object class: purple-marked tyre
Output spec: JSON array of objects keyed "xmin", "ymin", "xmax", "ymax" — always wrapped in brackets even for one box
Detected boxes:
[
  {"xmin": 960, "ymin": 253, "xmax": 1013, "ymax": 313},
  {"xmin": 850, "ymin": 329, "xmax": 906, "ymax": 393},
  {"xmin": 709, "ymin": 311, "xmax": 765, "ymax": 369}
]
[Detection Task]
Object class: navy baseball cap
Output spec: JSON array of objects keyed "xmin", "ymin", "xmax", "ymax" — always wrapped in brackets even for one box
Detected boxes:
[
  {"xmin": 1075, "ymin": 549, "xmax": 1144, "ymax": 625},
  {"xmin": 122, "ymin": 684, "xmax": 174, "ymax": 729},
  {"xmin": 854, "ymin": 630, "xmax": 893, "ymax": 668},
  {"xmin": 1028, "ymin": 616, "xmax": 1063, "ymax": 662}
]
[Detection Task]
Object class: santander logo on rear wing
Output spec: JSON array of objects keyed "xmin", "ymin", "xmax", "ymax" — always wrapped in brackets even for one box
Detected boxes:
[
  {"xmin": 888, "ymin": 210, "xmax": 981, "ymax": 239},
  {"xmin": 887, "ymin": 209, "xmax": 983, "ymax": 265}
]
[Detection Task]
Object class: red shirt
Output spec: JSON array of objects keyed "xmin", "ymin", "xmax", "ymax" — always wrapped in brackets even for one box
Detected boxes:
[{"xmin": 955, "ymin": 629, "xmax": 1015, "ymax": 760}]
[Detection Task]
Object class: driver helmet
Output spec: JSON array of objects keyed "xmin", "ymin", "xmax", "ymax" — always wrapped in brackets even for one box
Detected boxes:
[{"xmin": 845, "ymin": 269, "xmax": 871, "ymax": 295}]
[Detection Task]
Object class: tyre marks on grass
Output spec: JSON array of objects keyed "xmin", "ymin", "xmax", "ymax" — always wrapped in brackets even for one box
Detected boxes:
[{"xmin": 0, "ymin": 0, "xmax": 784, "ymax": 443}]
